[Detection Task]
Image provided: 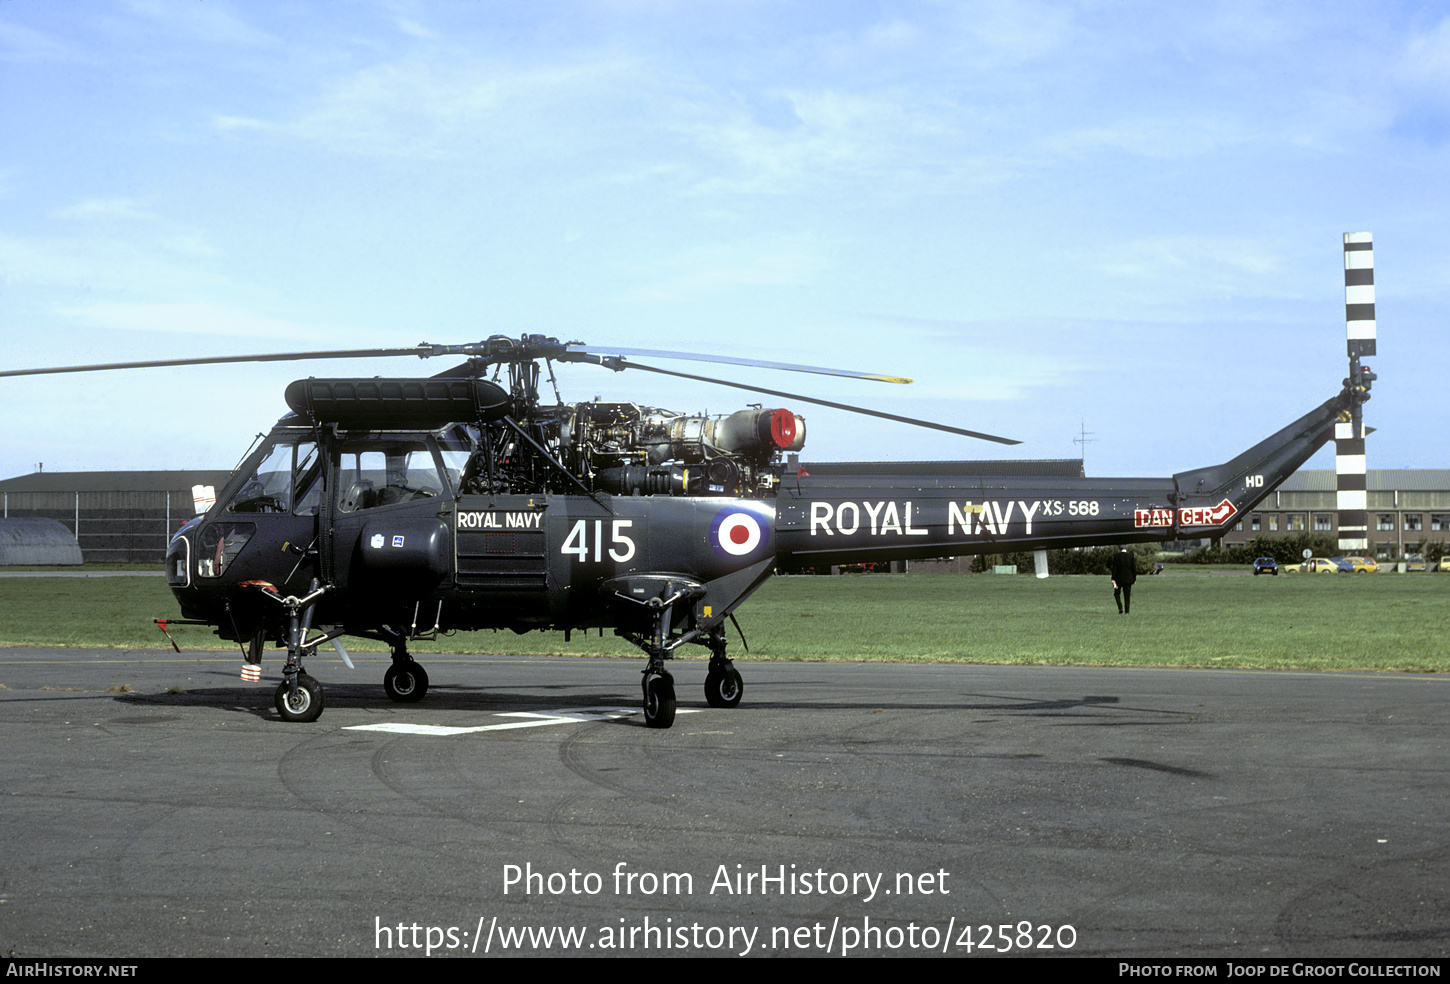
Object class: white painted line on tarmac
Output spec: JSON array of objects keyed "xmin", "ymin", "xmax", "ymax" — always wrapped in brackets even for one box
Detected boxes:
[{"xmin": 344, "ymin": 706, "xmax": 699, "ymax": 736}]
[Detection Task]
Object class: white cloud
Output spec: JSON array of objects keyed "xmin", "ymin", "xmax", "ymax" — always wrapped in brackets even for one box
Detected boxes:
[
  {"xmin": 679, "ymin": 86, "xmax": 1009, "ymax": 197},
  {"xmin": 59, "ymin": 301, "xmax": 339, "ymax": 342},
  {"xmin": 395, "ymin": 17, "xmax": 435, "ymax": 40},
  {"xmin": 617, "ymin": 239, "xmax": 824, "ymax": 303},
  {"xmin": 0, "ymin": 17, "xmax": 80, "ymax": 63},
  {"xmin": 229, "ymin": 51, "xmax": 646, "ymax": 161},
  {"xmin": 1087, "ymin": 235, "xmax": 1291, "ymax": 301},
  {"xmin": 1043, "ymin": 115, "xmax": 1252, "ymax": 160},
  {"xmin": 861, "ymin": 18, "xmax": 923, "ymax": 53},
  {"xmin": 0, "ymin": 230, "xmax": 227, "ymax": 294},
  {"xmin": 1398, "ymin": 16, "xmax": 1450, "ymax": 88},
  {"xmin": 213, "ymin": 115, "xmax": 269, "ymax": 132},
  {"xmin": 120, "ymin": 0, "xmax": 276, "ymax": 48},
  {"xmin": 951, "ymin": 0, "xmax": 1075, "ymax": 65},
  {"xmin": 53, "ymin": 198, "xmax": 156, "ymax": 222}
]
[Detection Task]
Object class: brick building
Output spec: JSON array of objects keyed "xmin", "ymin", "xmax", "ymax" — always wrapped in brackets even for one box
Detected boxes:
[{"xmin": 1218, "ymin": 469, "xmax": 1450, "ymax": 560}]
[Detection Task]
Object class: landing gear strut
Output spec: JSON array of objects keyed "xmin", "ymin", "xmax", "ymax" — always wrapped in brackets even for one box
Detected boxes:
[
  {"xmin": 614, "ymin": 579, "xmax": 700, "ymax": 729},
  {"xmin": 701, "ymin": 625, "xmax": 743, "ymax": 708},
  {"xmin": 267, "ymin": 582, "xmax": 330, "ymax": 723},
  {"xmin": 611, "ymin": 577, "xmax": 745, "ymax": 728}
]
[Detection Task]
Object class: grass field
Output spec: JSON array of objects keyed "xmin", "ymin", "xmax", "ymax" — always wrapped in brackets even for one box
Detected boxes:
[{"xmin": 1, "ymin": 570, "xmax": 1444, "ymax": 672}]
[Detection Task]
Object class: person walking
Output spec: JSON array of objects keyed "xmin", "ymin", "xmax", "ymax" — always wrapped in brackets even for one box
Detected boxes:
[{"xmin": 1111, "ymin": 545, "xmax": 1137, "ymax": 614}]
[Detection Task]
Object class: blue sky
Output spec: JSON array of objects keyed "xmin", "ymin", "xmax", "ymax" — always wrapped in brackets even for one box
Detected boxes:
[{"xmin": 2, "ymin": 0, "xmax": 1446, "ymax": 479}]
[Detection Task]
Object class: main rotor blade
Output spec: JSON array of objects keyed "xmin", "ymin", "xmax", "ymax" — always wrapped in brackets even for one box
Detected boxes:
[
  {"xmin": 0, "ymin": 344, "xmax": 445, "ymax": 378},
  {"xmin": 622, "ymin": 362, "xmax": 1020, "ymax": 445},
  {"xmin": 564, "ymin": 344, "xmax": 912, "ymax": 384},
  {"xmin": 1, "ymin": 335, "xmax": 915, "ymax": 386}
]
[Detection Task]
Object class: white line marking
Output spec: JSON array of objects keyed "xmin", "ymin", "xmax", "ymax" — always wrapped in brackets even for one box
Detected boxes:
[{"xmin": 344, "ymin": 705, "xmax": 698, "ymax": 736}]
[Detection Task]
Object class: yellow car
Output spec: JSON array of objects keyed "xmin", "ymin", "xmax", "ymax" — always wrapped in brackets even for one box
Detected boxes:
[{"xmin": 1334, "ymin": 556, "xmax": 1379, "ymax": 573}]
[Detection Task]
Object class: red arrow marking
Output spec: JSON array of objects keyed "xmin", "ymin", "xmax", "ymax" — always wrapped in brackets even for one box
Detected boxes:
[{"xmin": 1178, "ymin": 499, "xmax": 1238, "ymax": 528}]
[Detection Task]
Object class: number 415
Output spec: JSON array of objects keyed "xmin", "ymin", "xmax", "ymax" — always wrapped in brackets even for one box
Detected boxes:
[{"xmin": 561, "ymin": 519, "xmax": 636, "ymax": 563}]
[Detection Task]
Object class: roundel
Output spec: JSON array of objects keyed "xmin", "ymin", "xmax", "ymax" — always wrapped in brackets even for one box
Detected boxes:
[{"xmin": 710, "ymin": 507, "xmax": 771, "ymax": 559}]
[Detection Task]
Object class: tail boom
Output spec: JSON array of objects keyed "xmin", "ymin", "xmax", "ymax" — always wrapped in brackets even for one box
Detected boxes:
[{"xmin": 774, "ymin": 389, "xmax": 1355, "ymax": 567}]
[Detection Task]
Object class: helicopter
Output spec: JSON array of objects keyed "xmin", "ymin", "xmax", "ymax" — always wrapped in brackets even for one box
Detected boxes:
[{"xmin": 3, "ymin": 334, "xmax": 1373, "ymax": 728}]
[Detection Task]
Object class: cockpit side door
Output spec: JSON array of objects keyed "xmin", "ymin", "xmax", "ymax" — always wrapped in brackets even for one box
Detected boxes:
[{"xmin": 325, "ymin": 431, "xmax": 457, "ymax": 601}]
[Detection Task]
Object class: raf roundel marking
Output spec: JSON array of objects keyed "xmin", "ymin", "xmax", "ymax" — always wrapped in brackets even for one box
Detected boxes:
[{"xmin": 711, "ymin": 508, "xmax": 769, "ymax": 558}]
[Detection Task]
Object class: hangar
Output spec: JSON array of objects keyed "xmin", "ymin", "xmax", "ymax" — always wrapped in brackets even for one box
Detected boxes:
[
  {"xmin": 0, "ymin": 518, "xmax": 84, "ymax": 565},
  {"xmin": 0, "ymin": 469, "xmax": 230, "ymax": 564}
]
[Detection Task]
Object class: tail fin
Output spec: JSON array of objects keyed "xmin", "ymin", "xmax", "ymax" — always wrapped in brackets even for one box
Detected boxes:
[{"xmin": 1170, "ymin": 386, "xmax": 1360, "ymax": 533}]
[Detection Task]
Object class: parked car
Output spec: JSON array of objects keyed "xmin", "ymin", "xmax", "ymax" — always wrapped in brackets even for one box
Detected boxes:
[
  {"xmin": 1405, "ymin": 555, "xmax": 1427, "ymax": 572},
  {"xmin": 1252, "ymin": 557, "xmax": 1279, "ymax": 575},
  {"xmin": 1284, "ymin": 557, "xmax": 1340, "ymax": 574},
  {"xmin": 1333, "ymin": 556, "xmax": 1379, "ymax": 573}
]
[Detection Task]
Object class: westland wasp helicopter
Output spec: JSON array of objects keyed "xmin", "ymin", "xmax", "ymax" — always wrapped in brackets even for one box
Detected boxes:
[{"xmin": 4, "ymin": 334, "xmax": 1373, "ymax": 728}]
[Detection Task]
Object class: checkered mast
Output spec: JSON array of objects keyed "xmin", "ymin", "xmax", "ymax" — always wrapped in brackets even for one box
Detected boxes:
[{"xmin": 1336, "ymin": 232, "xmax": 1375, "ymax": 555}]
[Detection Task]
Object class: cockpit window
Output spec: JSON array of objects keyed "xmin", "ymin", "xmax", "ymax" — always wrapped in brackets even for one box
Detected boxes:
[
  {"xmin": 336, "ymin": 441, "xmax": 445, "ymax": 512},
  {"xmin": 294, "ymin": 443, "xmax": 322, "ymax": 516},
  {"xmin": 435, "ymin": 424, "xmax": 478, "ymax": 494},
  {"xmin": 226, "ymin": 443, "xmax": 291, "ymax": 513},
  {"xmin": 225, "ymin": 439, "xmax": 320, "ymax": 515}
]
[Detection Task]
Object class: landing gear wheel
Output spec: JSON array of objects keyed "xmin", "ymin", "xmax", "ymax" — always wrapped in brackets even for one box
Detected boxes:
[
  {"xmin": 384, "ymin": 661, "xmax": 429, "ymax": 703},
  {"xmin": 643, "ymin": 673, "xmax": 676, "ymax": 729},
  {"xmin": 275, "ymin": 674, "xmax": 324, "ymax": 722},
  {"xmin": 704, "ymin": 666, "xmax": 743, "ymax": 708}
]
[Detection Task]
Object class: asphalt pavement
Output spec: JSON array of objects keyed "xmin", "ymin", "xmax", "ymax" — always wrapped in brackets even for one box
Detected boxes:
[{"xmin": 0, "ymin": 648, "xmax": 1446, "ymax": 959}]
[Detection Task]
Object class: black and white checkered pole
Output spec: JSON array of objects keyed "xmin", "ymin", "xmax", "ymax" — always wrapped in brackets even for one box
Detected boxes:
[{"xmin": 1336, "ymin": 232, "xmax": 1375, "ymax": 555}]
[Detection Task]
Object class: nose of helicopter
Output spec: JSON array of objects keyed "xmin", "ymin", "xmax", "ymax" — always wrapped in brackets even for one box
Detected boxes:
[{"xmin": 164, "ymin": 519, "xmax": 215, "ymax": 621}]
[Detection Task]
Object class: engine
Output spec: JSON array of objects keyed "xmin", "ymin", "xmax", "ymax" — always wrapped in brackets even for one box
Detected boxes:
[{"xmin": 559, "ymin": 402, "xmax": 806, "ymax": 497}]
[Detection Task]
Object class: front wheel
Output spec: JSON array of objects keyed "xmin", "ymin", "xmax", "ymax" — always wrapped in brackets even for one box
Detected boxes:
[
  {"xmin": 275, "ymin": 674, "xmax": 324, "ymax": 722},
  {"xmin": 383, "ymin": 661, "xmax": 429, "ymax": 702},
  {"xmin": 643, "ymin": 674, "xmax": 676, "ymax": 729}
]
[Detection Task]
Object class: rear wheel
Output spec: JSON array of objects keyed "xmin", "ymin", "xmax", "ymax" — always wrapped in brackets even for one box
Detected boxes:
[
  {"xmin": 704, "ymin": 666, "xmax": 743, "ymax": 708},
  {"xmin": 383, "ymin": 661, "xmax": 429, "ymax": 702}
]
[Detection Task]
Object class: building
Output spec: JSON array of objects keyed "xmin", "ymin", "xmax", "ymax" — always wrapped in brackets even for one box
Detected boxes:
[
  {"xmin": 1219, "ymin": 469, "xmax": 1450, "ymax": 559},
  {"xmin": 0, "ymin": 470, "xmax": 231, "ymax": 563}
]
